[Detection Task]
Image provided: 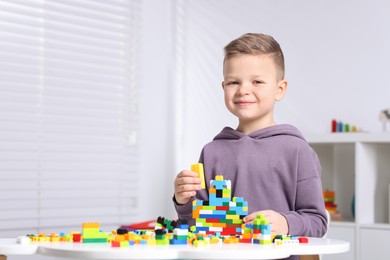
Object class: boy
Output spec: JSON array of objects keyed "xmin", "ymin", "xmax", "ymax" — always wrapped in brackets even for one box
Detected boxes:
[{"xmin": 173, "ymin": 33, "xmax": 327, "ymax": 239}]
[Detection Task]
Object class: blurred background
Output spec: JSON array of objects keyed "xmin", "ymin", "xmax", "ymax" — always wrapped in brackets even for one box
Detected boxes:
[
  {"xmin": 140, "ymin": 0, "xmax": 390, "ymax": 220},
  {"xmin": 0, "ymin": 0, "xmax": 389, "ymax": 256}
]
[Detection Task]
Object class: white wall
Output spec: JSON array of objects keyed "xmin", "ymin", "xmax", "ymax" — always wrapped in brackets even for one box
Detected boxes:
[
  {"xmin": 138, "ymin": 0, "xmax": 176, "ymax": 220},
  {"xmin": 139, "ymin": 0, "xmax": 390, "ymax": 220}
]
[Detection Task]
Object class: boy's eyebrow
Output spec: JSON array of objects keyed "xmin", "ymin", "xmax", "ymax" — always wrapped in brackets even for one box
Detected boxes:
[{"xmin": 224, "ymin": 74, "xmax": 267, "ymax": 79}]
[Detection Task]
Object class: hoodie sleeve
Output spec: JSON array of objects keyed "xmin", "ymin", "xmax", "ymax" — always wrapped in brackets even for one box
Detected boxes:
[
  {"xmin": 173, "ymin": 196, "xmax": 194, "ymax": 222},
  {"xmin": 282, "ymin": 146, "xmax": 328, "ymax": 237}
]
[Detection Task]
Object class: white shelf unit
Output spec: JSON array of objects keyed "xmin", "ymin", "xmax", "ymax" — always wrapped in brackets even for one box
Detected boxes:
[{"xmin": 307, "ymin": 133, "xmax": 390, "ymax": 260}]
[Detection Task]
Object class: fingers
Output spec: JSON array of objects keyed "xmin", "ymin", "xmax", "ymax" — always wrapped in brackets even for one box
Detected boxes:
[
  {"xmin": 174, "ymin": 170, "xmax": 203, "ymax": 205},
  {"xmin": 257, "ymin": 209, "xmax": 272, "ymax": 216},
  {"xmin": 175, "ymin": 171, "xmax": 202, "ymax": 185},
  {"xmin": 243, "ymin": 210, "xmax": 274, "ymax": 223},
  {"xmin": 177, "ymin": 170, "xmax": 202, "ymax": 179},
  {"xmin": 243, "ymin": 210, "xmax": 289, "ymax": 235},
  {"xmin": 175, "ymin": 182, "xmax": 202, "ymax": 194},
  {"xmin": 243, "ymin": 211, "xmax": 260, "ymax": 223}
]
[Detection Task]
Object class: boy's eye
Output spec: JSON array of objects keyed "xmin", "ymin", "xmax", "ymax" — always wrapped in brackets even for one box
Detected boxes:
[
  {"xmin": 226, "ymin": 81, "xmax": 239, "ymax": 86},
  {"xmin": 253, "ymin": 80, "xmax": 264, "ymax": 85}
]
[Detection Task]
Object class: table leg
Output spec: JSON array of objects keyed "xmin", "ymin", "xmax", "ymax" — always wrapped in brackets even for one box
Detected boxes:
[{"xmin": 300, "ymin": 255, "xmax": 319, "ymax": 260}]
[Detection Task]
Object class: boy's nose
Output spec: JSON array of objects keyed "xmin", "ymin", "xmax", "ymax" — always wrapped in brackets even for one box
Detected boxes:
[{"xmin": 236, "ymin": 83, "xmax": 252, "ymax": 95}]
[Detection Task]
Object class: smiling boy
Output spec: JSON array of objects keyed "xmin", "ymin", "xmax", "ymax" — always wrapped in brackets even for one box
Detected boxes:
[{"xmin": 173, "ymin": 33, "xmax": 327, "ymax": 241}]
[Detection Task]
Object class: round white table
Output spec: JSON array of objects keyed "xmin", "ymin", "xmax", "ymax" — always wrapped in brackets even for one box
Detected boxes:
[
  {"xmin": 38, "ymin": 243, "xmax": 290, "ymax": 259},
  {"xmin": 0, "ymin": 237, "xmax": 350, "ymax": 260},
  {"xmin": 0, "ymin": 238, "xmax": 38, "ymax": 255}
]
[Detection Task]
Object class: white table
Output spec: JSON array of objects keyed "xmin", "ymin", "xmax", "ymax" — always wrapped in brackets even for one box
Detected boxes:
[
  {"xmin": 0, "ymin": 237, "xmax": 349, "ymax": 260},
  {"xmin": 0, "ymin": 238, "xmax": 38, "ymax": 256}
]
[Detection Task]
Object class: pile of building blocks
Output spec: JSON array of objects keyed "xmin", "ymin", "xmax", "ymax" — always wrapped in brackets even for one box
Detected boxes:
[
  {"xmin": 252, "ymin": 214, "xmax": 272, "ymax": 245},
  {"xmin": 192, "ymin": 175, "xmax": 248, "ymax": 236},
  {"xmin": 20, "ymin": 217, "xmax": 308, "ymax": 248},
  {"xmin": 169, "ymin": 220, "xmax": 189, "ymax": 245},
  {"xmin": 111, "ymin": 227, "xmax": 154, "ymax": 247},
  {"xmin": 17, "ymin": 165, "xmax": 310, "ymax": 248},
  {"xmin": 24, "ymin": 232, "xmax": 81, "ymax": 243}
]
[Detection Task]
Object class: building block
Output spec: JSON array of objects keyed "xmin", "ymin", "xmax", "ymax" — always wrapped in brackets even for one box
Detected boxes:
[
  {"xmin": 82, "ymin": 222, "xmax": 108, "ymax": 243},
  {"xmin": 191, "ymin": 163, "xmax": 206, "ymax": 189},
  {"xmin": 72, "ymin": 233, "xmax": 81, "ymax": 242},
  {"xmin": 298, "ymin": 237, "xmax": 309, "ymax": 243}
]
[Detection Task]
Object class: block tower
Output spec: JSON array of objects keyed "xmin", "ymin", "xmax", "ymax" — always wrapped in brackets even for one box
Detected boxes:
[
  {"xmin": 252, "ymin": 214, "xmax": 272, "ymax": 245},
  {"xmin": 82, "ymin": 222, "xmax": 108, "ymax": 243},
  {"xmin": 192, "ymin": 175, "xmax": 248, "ymax": 236}
]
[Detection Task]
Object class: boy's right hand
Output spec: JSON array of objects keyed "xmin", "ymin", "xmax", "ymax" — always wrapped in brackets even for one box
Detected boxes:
[{"xmin": 174, "ymin": 170, "xmax": 202, "ymax": 205}]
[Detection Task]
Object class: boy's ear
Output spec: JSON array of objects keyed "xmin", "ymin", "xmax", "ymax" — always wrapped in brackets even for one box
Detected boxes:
[
  {"xmin": 221, "ymin": 81, "xmax": 225, "ymax": 89},
  {"xmin": 275, "ymin": 80, "xmax": 288, "ymax": 101}
]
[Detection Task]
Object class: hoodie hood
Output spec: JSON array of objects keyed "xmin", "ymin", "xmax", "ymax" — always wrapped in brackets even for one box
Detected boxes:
[{"xmin": 213, "ymin": 124, "xmax": 306, "ymax": 142}]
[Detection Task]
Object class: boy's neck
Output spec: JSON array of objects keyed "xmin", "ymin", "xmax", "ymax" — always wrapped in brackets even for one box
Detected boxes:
[{"xmin": 236, "ymin": 120, "xmax": 277, "ymax": 135}]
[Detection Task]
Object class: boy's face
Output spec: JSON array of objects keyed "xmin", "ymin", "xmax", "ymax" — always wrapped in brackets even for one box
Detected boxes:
[{"xmin": 222, "ymin": 54, "xmax": 287, "ymax": 130}]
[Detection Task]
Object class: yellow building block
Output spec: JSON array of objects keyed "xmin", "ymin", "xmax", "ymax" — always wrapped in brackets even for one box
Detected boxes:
[
  {"xmin": 82, "ymin": 222, "xmax": 100, "ymax": 229},
  {"xmin": 226, "ymin": 214, "xmax": 240, "ymax": 220},
  {"xmin": 120, "ymin": 241, "xmax": 129, "ymax": 247},
  {"xmin": 215, "ymin": 175, "xmax": 223, "ymax": 181},
  {"xmin": 147, "ymin": 239, "xmax": 156, "ymax": 245},
  {"xmin": 222, "ymin": 189, "xmax": 231, "ymax": 198},
  {"xmin": 191, "ymin": 163, "xmax": 206, "ymax": 189},
  {"xmin": 51, "ymin": 237, "xmax": 60, "ymax": 242}
]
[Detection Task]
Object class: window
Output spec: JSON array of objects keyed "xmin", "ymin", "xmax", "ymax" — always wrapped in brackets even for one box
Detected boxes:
[{"xmin": 0, "ymin": 0, "xmax": 140, "ymax": 236}]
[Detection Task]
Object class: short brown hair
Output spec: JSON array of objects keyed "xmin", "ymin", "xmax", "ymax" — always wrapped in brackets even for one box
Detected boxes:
[{"xmin": 223, "ymin": 33, "xmax": 285, "ymax": 80}]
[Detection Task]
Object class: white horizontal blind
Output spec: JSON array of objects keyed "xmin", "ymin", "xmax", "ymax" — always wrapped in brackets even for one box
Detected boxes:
[{"xmin": 0, "ymin": 0, "xmax": 140, "ymax": 236}]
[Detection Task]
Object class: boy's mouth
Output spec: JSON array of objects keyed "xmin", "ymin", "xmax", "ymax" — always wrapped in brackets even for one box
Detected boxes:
[{"xmin": 234, "ymin": 101, "xmax": 256, "ymax": 106}]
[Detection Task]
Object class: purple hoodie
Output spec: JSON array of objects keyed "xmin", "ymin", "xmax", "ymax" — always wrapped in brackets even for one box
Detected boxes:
[{"xmin": 174, "ymin": 124, "xmax": 327, "ymax": 238}]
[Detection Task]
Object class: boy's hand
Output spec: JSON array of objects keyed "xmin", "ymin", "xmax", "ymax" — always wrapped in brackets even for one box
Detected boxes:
[
  {"xmin": 174, "ymin": 170, "xmax": 202, "ymax": 205},
  {"xmin": 243, "ymin": 210, "xmax": 289, "ymax": 235}
]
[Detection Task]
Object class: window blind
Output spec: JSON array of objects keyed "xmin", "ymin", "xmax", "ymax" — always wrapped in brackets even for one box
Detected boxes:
[{"xmin": 0, "ymin": 0, "xmax": 140, "ymax": 236}]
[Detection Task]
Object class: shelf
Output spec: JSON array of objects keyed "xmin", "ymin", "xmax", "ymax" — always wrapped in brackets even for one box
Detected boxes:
[
  {"xmin": 307, "ymin": 133, "xmax": 390, "ymax": 260},
  {"xmin": 359, "ymin": 223, "xmax": 390, "ymax": 230},
  {"xmin": 306, "ymin": 132, "xmax": 390, "ymax": 143},
  {"xmin": 309, "ymin": 143, "xmax": 355, "ymax": 220}
]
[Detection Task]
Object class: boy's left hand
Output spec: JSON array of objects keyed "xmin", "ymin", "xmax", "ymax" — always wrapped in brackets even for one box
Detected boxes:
[{"xmin": 243, "ymin": 210, "xmax": 289, "ymax": 235}]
